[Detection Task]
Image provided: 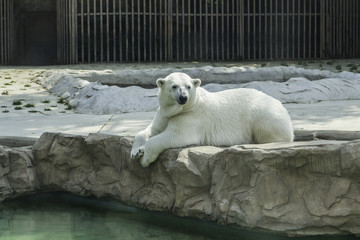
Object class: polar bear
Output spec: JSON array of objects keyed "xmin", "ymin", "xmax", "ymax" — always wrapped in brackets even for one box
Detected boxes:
[{"xmin": 131, "ymin": 72, "xmax": 293, "ymax": 167}]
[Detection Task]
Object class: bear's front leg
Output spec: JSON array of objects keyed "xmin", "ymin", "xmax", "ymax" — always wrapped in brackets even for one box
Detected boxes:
[
  {"xmin": 130, "ymin": 132, "xmax": 148, "ymax": 160},
  {"xmin": 140, "ymin": 128, "xmax": 199, "ymax": 167}
]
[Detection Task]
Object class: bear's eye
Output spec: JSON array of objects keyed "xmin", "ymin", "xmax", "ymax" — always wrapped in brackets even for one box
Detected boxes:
[{"xmin": 186, "ymin": 86, "xmax": 191, "ymax": 90}]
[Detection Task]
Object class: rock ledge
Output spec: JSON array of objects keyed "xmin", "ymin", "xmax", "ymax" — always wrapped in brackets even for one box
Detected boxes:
[{"xmin": 1, "ymin": 132, "xmax": 360, "ymax": 236}]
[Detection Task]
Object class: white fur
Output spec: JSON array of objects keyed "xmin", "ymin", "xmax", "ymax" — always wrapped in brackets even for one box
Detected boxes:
[{"xmin": 131, "ymin": 72, "xmax": 294, "ymax": 167}]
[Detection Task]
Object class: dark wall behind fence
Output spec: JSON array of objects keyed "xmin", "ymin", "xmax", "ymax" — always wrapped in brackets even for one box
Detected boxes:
[{"xmin": 1, "ymin": 0, "xmax": 360, "ymax": 65}]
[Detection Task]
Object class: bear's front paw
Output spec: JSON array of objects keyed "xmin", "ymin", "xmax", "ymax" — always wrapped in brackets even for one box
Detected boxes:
[
  {"xmin": 130, "ymin": 145, "xmax": 144, "ymax": 160},
  {"xmin": 139, "ymin": 152, "xmax": 158, "ymax": 168}
]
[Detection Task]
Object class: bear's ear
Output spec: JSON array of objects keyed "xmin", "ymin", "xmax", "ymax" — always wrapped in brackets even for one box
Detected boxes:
[
  {"xmin": 156, "ymin": 78, "xmax": 166, "ymax": 88},
  {"xmin": 192, "ymin": 78, "xmax": 201, "ymax": 88}
]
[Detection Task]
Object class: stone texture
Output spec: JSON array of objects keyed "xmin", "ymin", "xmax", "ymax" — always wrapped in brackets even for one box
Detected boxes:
[{"xmin": 1, "ymin": 132, "xmax": 360, "ymax": 236}]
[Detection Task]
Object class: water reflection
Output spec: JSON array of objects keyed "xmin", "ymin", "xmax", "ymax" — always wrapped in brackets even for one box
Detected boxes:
[{"xmin": 0, "ymin": 194, "xmax": 357, "ymax": 240}]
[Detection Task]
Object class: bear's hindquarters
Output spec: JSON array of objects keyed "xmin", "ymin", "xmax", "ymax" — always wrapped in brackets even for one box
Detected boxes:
[{"xmin": 251, "ymin": 105, "xmax": 294, "ymax": 144}]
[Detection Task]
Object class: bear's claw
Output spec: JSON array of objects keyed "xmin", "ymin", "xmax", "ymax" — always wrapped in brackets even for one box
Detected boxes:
[{"xmin": 130, "ymin": 146, "xmax": 144, "ymax": 159}]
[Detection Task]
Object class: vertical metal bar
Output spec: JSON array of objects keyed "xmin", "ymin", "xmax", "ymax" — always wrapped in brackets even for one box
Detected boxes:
[
  {"xmin": 286, "ymin": 0, "xmax": 289, "ymax": 59},
  {"xmin": 215, "ymin": 0, "xmax": 220, "ymax": 60},
  {"xmin": 106, "ymin": 0, "xmax": 110, "ymax": 62},
  {"xmin": 137, "ymin": 0, "xmax": 140, "ymax": 62},
  {"xmin": 269, "ymin": 0, "xmax": 273, "ymax": 59},
  {"xmin": 275, "ymin": 0, "xmax": 279, "ymax": 59},
  {"xmin": 259, "ymin": 0, "xmax": 262, "ymax": 60},
  {"xmin": 303, "ymin": 0, "xmax": 306, "ymax": 59},
  {"xmin": 314, "ymin": 0, "xmax": 317, "ymax": 59},
  {"xmin": 66, "ymin": 0, "xmax": 69, "ymax": 63},
  {"xmin": 86, "ymin": 0, "xmax": 90, "ymax": 62},
  {"xmin": 154, "ymin": 0, "xmax": 157, "ymax": 61},
  {"xmin": 143, "ymin": 0, "xmax": 147, "ymax": 61},
  {"xmin": 188, "ymin": 0, "xmax": 191, "ymax": 59},
  {"xmin": 113, "ymin": 0, "xmax": 116, "ymax": 62},
  {"xmin": 93, "ymin": 0, "xmax": 97, "ymax": 62},
  {"xmin": 226, "ymin": 0, "xmax": 229, "ymax": 59},
  {"xmin": 240, "ymin": 0, "xmax": 244, "ymax": 59},
  {"xmin": 194, "ymin": 0, "xmax": 197, "ymax": 60},
  {"xmin": 80, "ymin": 0, "xmax": 84, "ymax": 62},
  {"xmin": 253, "ymin": 1, "xmax": 257, "ymax": 60},
  {"xmin": 356, "ymin": 0, "xmax": 359, "ymax": 56},
  {"xmin": 221, "ymin": 0, "xmax": 224, "ymax": 60},
  {"xmin": 199, "ymin": 0, "xmax": 203, "ymax": 60},
  {"xmin": 125, "ymin": 0, "xmax": 129, "ymax": 62},
  {"xmin": 337, "ymin": 0, "xmax": 340, "ymax": 57},
  {"xmin": 6, "ymin": 0, "xmax": 10, "ymax": 63},
  {"xmin": 231, "ymin": 0, "xmax": 235, "ymax": 60},
  {"xmin": 205, "ymin": 0, "xmax": 208, "ymax": 60},
  {"xmin": 280, "ymin": 0, "xmax": 284, "ymax": 59},
  {"xmin": 71, "ymin": 0, "xmax": 77, "ymax": 63},
  {"xmin": 292, "ymin": 0, "xmax": 295, "ymax": 59},
  {"xmin": 149, "ymin": 0, "xmax": 152, "ymax": 61},
  {"xmin": 211, "ymin": 0, "xmax": 214, "ymax": 60},
  {"xmin": 119, "ymin": 0, "xmax": 122, "ymax": 62},
  {"xmin": 182, "ymin": 0, "xmax": 185, "ymax": 60},
  {"xmin": 320, "ymin": 0, "xmax": 324, "ymax": 58},
  {"xmin": 309, "ymin": 0, "xmax": 312, "ymax": 59},
  {"xmin": 131, "ymin": 0, "xmax": 135, "ymax": 61},
  {"xmin": 3, "ymin": 0, "xmax": 7, "ymax": 63},
  {"xmin": 159, "ymin": 0, "xmax": 162, "ymax": 61},
  {"xmin": 99, "ymin": 0, "xmax": 103, "ymax": 61},
  {"xmin": 167, "ymin": 0, "xmax": 171, "ymax": 61},
  {"xmin": 297, "ymin": 0, "xmax": 300, "ymax": 58},
  {"xmin": 176, "ymin": 0, "xmax": 179, "ymax": 60},
  {"xmin": 247, "ymin": 0, "xmax": 251, "ymax": 59},
  {"xmin": 264, "ymin": 0, "xmax": 267, "ymax": 59}
]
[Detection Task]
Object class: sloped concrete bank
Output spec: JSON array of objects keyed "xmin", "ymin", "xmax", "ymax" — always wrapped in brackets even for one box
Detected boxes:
[{"xmin": 1, "ymin": 132, "xmax": 360, "ymax": 236}]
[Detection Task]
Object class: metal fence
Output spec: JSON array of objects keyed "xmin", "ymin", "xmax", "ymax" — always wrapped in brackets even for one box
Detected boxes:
[
  {"xmin": 0, "ymin": 0, "xmax": 13, "ymax": 65},
  {"xmin": 1, "ymin": 0, "xmax": 359, "ymax": 64},
  {"xmin": 71, "ymin": 0, "xmax": 360, "ymax": 64}
]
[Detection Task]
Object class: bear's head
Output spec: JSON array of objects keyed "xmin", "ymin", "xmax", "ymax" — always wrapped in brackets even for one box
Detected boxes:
[{"xmin": 156, "ymin": 72, "xmax": 201, "ymax": 108}]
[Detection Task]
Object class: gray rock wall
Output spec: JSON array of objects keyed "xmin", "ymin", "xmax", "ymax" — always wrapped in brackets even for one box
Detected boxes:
[{"xmin": 1, "ymin": 132, "xmax": 360, "ymax": 236}]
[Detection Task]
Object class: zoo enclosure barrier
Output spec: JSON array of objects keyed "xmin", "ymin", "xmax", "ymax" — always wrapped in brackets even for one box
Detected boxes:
[
  {"xmin": 68, "ymin": 0, "xmax": 360, "ymax": 64},
  {"xmin": 1, "ymin": 0, "xmax": 359, "ymax": 65}
]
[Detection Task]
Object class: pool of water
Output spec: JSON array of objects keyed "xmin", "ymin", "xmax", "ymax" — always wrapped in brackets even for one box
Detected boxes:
[{"xmin": 0, "ymin": 193, "xmax": 357, "ymax": 240}]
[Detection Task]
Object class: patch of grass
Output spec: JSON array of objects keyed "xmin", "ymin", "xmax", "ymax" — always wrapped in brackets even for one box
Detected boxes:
[
  {"xmin": 4, "ymin": 83, "xmax": 12, "ymax": 86},
  {"xmin": 4, "ymin": 77, "xmax": 11, "ymax": 80},
  {"xmin": 57, "ymin": 98, "xmax": 66, "ymax": 104},
  {"xmin": 335, "ymin": 65, "xmax": 342, "ymax": 72},
  {"xmin": 24, "ymin": 84, "xmax": 31, "ymax": 87},
  {"xmin": 42, "ymin": 99, "xmax": 51, "ymax": 104},
  {"xmin": 281, "ymin": 62, "xmax": 289, "ymax": 67},
  {"xmin": 44, "ymin": 108, "xmax": 52, "ymax": 111},
  {"xmin": 260, "ymin": 63, "xmax": 267, "ymax": 67},
  {"xmin": 50, "ymin": 105, "xmax": 57, "ymax": 108},
  {"xmin": 2, "ymin": 110, "xmax": 9, "ymax": 113},
  {"xmin": 1, "ymin": 91, "xmax": 8, "ymax": 95},
  {"xmin": 14, "ymin": 106, "xmax": 23, "ymax": 110},
  {"xmin": 1, "ymin": 106, "xmax": 7, "ymax": 108},
  {"xmin": 28, "ymin": 110, "xmax": 37, "ymax": 113},
  {"xmin": 65, "ymin": 105, "xmax": 73, "ymax": 110},
  {"xmin": 24, "ymin": 103, "xmax": 35, "ymax": 108},
  {"xmin": 12, "ymin": 99, "xmax": 22, "ymax": 106}
]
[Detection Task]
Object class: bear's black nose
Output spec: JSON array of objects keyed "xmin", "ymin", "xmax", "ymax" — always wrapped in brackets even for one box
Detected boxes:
[{"xmin": 179, "ymin": 96, "xmax": 188, "ymax": 105}]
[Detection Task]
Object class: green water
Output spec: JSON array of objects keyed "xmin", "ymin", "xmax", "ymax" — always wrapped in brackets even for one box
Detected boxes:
[{"xmin": 0, "ymin": 194, "xmax": 357, "ymax": 240}]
